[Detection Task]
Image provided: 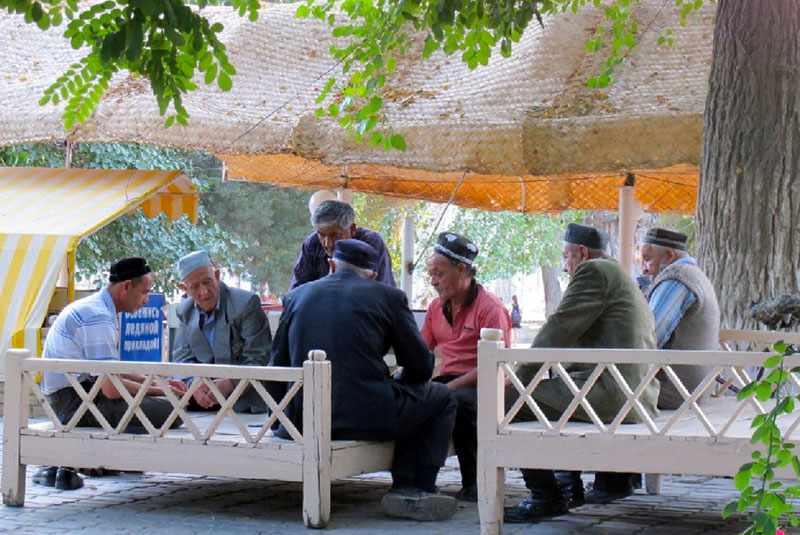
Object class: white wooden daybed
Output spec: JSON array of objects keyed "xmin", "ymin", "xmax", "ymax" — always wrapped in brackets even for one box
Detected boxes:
[
  {"xmin": 1, "ymin": 349, "xmax": 393, "ymax": 528},
  {"xmin": 476, "ymin": 328, "xmax": 800, "ymax": 535}
]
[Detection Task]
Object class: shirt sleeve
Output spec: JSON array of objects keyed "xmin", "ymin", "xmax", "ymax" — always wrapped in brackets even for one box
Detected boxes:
[
  {"xmin": 648, "ymin": 279, "xmax": 697, "ymax": 348},
  {"xmin": 479, "ymin": 303, "xmax": 513, "ymax": 348}
]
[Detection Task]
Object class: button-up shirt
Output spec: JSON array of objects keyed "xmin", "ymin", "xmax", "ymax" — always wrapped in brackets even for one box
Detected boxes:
[
  {"xmin": 289, "ymin": 227, "xmax": 395, "ymax": 290},
  {"xmin": 42, "ymin": 288, "xmax": 120, "ymax": 395},
  {"xmin": 422, "ymin": 282, "xmax": 511, "ymax": 377}
]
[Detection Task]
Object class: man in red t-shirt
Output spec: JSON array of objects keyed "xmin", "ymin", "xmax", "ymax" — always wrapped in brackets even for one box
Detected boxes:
[{"xmin": 421, "ymin": 232, "xmax": 512, "ymax": 501}]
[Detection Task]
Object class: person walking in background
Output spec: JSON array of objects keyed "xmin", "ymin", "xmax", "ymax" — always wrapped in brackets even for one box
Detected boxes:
[{"xmin": 510, "ymin": 294, "xmax": 522, "ymax": 343}]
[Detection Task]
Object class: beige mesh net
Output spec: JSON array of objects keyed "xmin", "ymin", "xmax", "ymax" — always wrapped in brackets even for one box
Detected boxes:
[{"xmin": 0, "ymin": 0, "xmax": 713, "ymax": 213}]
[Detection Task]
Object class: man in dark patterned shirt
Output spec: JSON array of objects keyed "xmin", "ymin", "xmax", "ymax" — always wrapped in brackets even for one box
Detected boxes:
[{"xmin": 288, "ymin": 200, "xmax": 395, "ymax": 290}]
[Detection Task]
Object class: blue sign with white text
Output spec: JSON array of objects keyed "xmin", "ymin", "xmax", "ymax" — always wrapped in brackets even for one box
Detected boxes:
[{"xmin": 120, "ymin": 293, "xmax": 164, "ymax": 362}]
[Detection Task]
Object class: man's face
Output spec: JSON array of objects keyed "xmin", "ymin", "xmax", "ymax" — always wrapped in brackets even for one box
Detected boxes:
[
  {"xmin": 181, "ymin": 266, "xmax": 221, "ymax": 313},
  {"xmin": 315, "ymin": 223, "xmax": 356, "ymax": 256},
  {"xmin": 120, "ymin": 274, "xmax": 154, "ymax": 314},
  {"xmin": 641, "ymin": 243, "xmax": 670, "ymax": 277},
  {"xmin": 427, "ymin": 253, "xmax": 465, "ymax": 302},
  {"xmin": 561, "ymin": 243, "xmax": 586, "ymax": 278}
]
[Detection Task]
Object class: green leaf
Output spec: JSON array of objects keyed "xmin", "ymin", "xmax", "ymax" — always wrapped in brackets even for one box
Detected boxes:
[
  {"xmin": 389, "ymin": 134, "xmax": 406, "ymax": 151},
  {"xmin": 722, "ymin": 501, "xmax": 738, "ymax": 519},
  {"xmin": 764, "ymin": 355, "xmax": 781, "ymax": 368},
  {"xmin": 738, "ymin": 381, "xmax": 758, "ymax": 400},
  {"xmin": 756, "ymin": 382, "xmax": 772, "ymax": 402},
  {"xmin": 163, "ymin": 115, "xmax": 175, "ymax": 128},
  {"xmin": 332, "ymin": 26, "xmax": 353, "ymax": 37},
  {"xmin": 370, "ymin": 131, "xmax": 383, "ymax": 147},
  {"xmin": 296, "ymin": 5, "xmax": 310, "ymax": 17},
  {"xmin": 204, "ymin": 63, "xmax": 217, "ymax": 85},
  {"xmin": 218, "ymin": 71, "xmax": 232, "ymax": 91},
  {"xmin": 734, "ymin": 470, "xmax": 751, "ymax": 491},
  {"xmin": 793, "ymin": 456, "xmax": 800, "ymax": 477}
]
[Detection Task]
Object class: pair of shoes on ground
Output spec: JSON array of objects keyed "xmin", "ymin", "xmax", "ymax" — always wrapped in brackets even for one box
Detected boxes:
[
  {"xmin": 31, "ymin": 466, "xmax": 83, "ymax": 490},
  {"xmin": 381, "ymin": 488, "xmax": 457, "ymax": 521}
]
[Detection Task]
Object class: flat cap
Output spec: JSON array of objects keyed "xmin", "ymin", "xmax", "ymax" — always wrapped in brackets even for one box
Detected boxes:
[
  {"xmin": 643, "ymin": 228, "xmax": 688, "ymax": 251},
  {"xmin": 434, "ymin": 232, "xmax": 478, "ymax": 265},
  {"xmin": 177, "ymin": 250, "xmax": 213, "ymax": 280},
  {"xmin": 333, "ymin": 239, "xmax": 378, "ymax": 271},
  {"xmin": 109, "ymin": 257, "xmax": 151, "ymax": 283},
  {"xmin": 564, "ymin": 223, "xmax": 609, "ymax": 250}
]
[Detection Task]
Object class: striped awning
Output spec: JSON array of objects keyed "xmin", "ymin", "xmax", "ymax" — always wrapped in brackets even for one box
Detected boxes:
[{"xmin": 0, "ymin": 167, "xmax": 198, "ymax": 361}]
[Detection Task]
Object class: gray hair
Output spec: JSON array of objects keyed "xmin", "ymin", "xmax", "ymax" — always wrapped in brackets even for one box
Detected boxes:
[
  {"xmin": 331, "ymin": 258, "xmax": 375, "ymax": 279},
  {"xmin": 311, "ymin": 200, "xmax": 355, "ymax": 229},
  {"xmin": 648, "ymin": 243, "xmax": 688, "ymax": 259},
  {"xmin": 565, "ymin": 242, "xmax": 606, "ymax": 259}
]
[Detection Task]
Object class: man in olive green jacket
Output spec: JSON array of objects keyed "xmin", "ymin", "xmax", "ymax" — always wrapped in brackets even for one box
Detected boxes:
[{"xmin": 504, "ymin": 223, "xmax": 660, "ymax": 523}]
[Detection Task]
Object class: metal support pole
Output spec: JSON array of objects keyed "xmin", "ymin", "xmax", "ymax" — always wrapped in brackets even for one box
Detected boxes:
[{"xmin": 400, "ymin": 216, "xmax": 415, "ymax": 304}]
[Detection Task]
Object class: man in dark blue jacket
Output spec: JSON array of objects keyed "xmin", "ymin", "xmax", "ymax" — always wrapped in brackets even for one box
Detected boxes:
[{"xmin": 269, "ymin": 239, "xmax": 457, "ymax": 521}]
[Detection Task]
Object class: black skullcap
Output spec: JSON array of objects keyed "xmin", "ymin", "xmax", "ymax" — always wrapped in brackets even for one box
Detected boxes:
[
  {"xmin": 333, "ymin": 239, "xmax": 378, "ymax": 271},
  {"xmin": 643, "ymin": 228, "xmax": 688, "ymax": 251},
  {"xmin": 564, "ymin": 223, "xmax": 609, "ymax": 250},
  {"xmin": 434, "ymin": 232, "xmax": 479, "ymax": 265},
  {"xmin": 109, "ymin": 257, "xmax": 151, "ymax": 283}
]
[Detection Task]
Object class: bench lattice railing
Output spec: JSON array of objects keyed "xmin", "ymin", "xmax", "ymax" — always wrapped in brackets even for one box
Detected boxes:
[
  {"xmin": 15, "ymin": 354, "xmax": 314, "ymax": 444},
  {"xmin": 497, "ymin": 346, "xmax": 800, "ymax": 440}
]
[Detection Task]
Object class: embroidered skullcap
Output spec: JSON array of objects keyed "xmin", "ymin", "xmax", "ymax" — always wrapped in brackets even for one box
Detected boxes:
[
  {"xmin": 434, "ymin": 232, "xmax": 479, "ymax": 265},
  {"xmin": 333, "ymin": 239, "xmax": 378, "ymax": 271},
  {"xmin": 643, "ymin": 228, "xmax": 688, "ymax": 251},
  {"xmin": 109, "ymin": 257, "xmax": 151, "ymax": 283},
  {"xmin": 177, "ymin": 250, "xmax": 213, "ymax": 280},
  {"xmin": 564, "ymin": 223, "xmax": 609, "ymax": 250}
]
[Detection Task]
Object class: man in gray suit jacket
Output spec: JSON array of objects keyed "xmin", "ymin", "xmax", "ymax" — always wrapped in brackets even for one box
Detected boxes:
[{"xmin": 173, "ymin": 251, "xmax": 272, "ymax": 412}]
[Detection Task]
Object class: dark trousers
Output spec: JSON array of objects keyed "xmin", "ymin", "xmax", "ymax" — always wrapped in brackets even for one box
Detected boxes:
[
  {"xmin": 47, "ymin": 381, "xmax": 179, "ymax": 433},
  {"xmin": 390, "ymin": 381, "xmax": 457, "ymax": 491},
  {"xmin": 433, "ymin": 375, "xmax": 477, "ymax": 488}
]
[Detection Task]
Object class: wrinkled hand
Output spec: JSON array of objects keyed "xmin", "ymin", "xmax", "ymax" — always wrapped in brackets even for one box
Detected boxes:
[
  {"xmin": 192, "ymin": 382, "xmax": 217, "ymax": 409},
  {"xmin": 166, "ymin": 379, "xmax": 188, "ymax": 397},
  {"xmin": 192, "ymin": 379, "xmax": 234, "ymax": 409}
]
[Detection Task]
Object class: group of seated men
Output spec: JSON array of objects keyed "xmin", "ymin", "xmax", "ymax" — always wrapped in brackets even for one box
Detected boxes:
[{"xmin": 35, "ymin": 199, "xmax": 720, "ymax": 524}]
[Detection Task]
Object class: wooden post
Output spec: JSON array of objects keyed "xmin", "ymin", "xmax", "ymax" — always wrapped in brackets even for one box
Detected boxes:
[
  {"xmin": 618, "ymin": 184, "xmax": 636, "ymax": 276},
  {"xmin": 2, "ymin": 349, "xmax": 30, "ymax": 506},
  {"xmin": 477, "ymin": 329, "xmax": 505, "ymax": 535},
  {"xmin": 302, "ymin": 350, "xmax": 332, "ymax": 528},
  {"xmin": 400, "ymin": 216, "xmax": 415, "ymax": 304}
]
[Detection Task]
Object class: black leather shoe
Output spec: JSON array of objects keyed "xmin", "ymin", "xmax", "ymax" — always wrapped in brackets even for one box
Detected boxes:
[
  {"xmin": 504, "ymin": 496, "xmax": 569, "ymax": 523},
  {"xmin": 32, "ymin": 466, "xmax": 57, "ymax": 487},
  {"xmin": 561, "ymin": 481, "xmax": 585, "ymax": 508},
  {"xmin": 55, "ymin": 467, "xmax": 84, "ymax": 490},
  {"xmin": 584, "ymin": 486, "xmax": 633, "ymax": 504}
]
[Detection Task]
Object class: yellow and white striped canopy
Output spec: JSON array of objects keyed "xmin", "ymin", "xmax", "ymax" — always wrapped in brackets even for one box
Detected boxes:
[{"xmin": 0, "ymin": 167, "xmax": 198, "ymax": 361}]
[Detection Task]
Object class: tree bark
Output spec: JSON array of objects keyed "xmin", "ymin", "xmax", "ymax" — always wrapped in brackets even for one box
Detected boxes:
[
  {"xmin": 696, "ymin": 0, "xmax": 800, "ymax": 330},
  {"xmin": 541, "ymin": 265, "xmax": 563, "ymax": 317}
]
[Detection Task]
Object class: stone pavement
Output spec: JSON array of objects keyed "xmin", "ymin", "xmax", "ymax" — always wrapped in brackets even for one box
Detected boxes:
[{"xmin": 0, "ymin": 420, "xmax": 752, "ymax": 534}]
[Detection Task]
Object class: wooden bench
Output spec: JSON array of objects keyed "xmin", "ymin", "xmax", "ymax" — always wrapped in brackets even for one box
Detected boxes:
[
  {"xmin": 1, "ymin": 349, "xmax": 394, "ymax": 528},
  {"xmin": 476, "ymin": 328, "xmax": 800, "ymax": 535}
]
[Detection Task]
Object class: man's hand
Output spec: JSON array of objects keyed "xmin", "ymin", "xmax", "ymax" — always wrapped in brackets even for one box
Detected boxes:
[
  {"xmin": 165, "ymin": 380, "xmax": 188, "ymax": 397},
  {"xmin": 192, "ymin": 379, "xmax": 235, "ymax": 409}
]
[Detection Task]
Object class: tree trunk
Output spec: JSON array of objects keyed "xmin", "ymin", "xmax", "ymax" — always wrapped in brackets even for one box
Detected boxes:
[
  {"xmin": 696, "ymin": 0, "xmax": 800, "ymax": 330},
  {"xmin": 541, "ymin": 265, "xmax": 562, "ymax": 317}
]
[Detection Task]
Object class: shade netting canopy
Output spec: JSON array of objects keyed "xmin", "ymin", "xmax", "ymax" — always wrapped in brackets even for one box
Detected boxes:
[{"xmin": 0, "ymin": 0, "xmax": 713, "ymax": 213}]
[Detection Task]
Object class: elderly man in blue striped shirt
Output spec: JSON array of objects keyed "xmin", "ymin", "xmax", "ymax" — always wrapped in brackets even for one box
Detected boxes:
[{"xmin": 641, "ymin": 228, "xmax": 721, "ymax": 409}]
